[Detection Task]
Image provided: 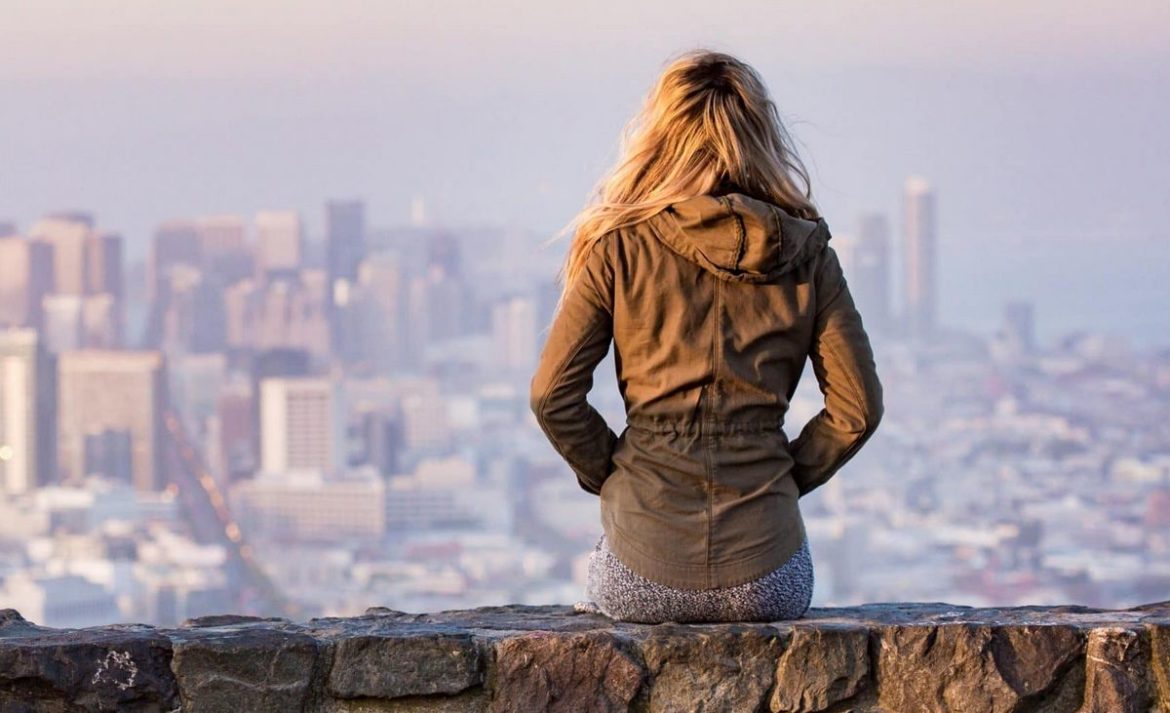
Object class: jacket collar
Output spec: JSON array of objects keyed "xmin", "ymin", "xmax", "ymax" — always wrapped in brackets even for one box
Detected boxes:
[{"xmin": 646, "ymin": 192, "xmax": 829, "ymax": 283}]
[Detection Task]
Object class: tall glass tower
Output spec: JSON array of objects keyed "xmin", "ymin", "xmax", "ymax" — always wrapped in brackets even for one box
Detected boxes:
[{"xmin": 903, "ymin": 176, "xmax": 937, "ymax": 339}]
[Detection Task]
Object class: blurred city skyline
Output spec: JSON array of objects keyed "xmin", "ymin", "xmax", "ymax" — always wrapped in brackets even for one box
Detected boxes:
[{"xmin": 1, "ymin": 3, "xmax": 1169, "ymax": 628}]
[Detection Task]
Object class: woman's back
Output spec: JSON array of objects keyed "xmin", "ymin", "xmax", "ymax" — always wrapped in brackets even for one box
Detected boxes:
[
  {"xmin": 530, "ymin": 189, "xmax": 883, "ymax": 593},
  {"xmin": 528, "ymin": 47, "xmax": 883, "ymax": 621}
]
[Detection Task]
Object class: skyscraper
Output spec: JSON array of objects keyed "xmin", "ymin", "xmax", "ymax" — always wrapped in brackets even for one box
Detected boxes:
[
  {"xmin": 57, "ymin": 350, "xmax": 167, "ymax": 491},
  {"xmin": 1003, "ymin": 301, "xmax": 1036, "ymax": 354},
  {"xmin": 351, "ymin": 251, "xmax": 406, "ymax": 370},
  {"xmin": 255, "ymin": 211, "xmax": 303, "ymax": 278},
  {"xmin": 0, "ymin": 236, "xmax": 53, "ymax": 330},
  {"xmin": 85, "ymin": 231, "xmax": 124, "ymax": 346},
  {"xmin": 491, "ymin": 294, "xmax": 538, "ymax": 372},
  {"xmin": 427, "ymin": 230, "xmax": 462, "ymax": 278},
  {"xmin": 326, "ymin": 200, "xmax": 367, "ymax": 288},
  {"xmin": 41, "ymin": 295, "xmax": 84, "ymax": 353},
  {"xmin": 196, "ymin": 214, "xmax": 253, "ymax": 284},
  {"xmin": 223, "ymin": 270, "xmax": 330, "ymax": 359},
  {"xmin": 145, "ymin": 220, "xmax": 203, "ymax": 349},
  {"xmin": 0, "ymin": 329, "xmax": 57, "ymax": 493},
  {"xmin": 196, "ymin": 214, "xmax": 248, "ymax": 257},
  {"xmin": 326, "ymin": 200, "xmax": 367, "ymax": 355},
  {"xmin": 149, "ymin": 220, "xmax": 202, "ymax": 301},
  {"xmin": 86, "ymin": 231, "xmax": 122, "ymax": 297},
  {"xmin": 259, "ymin": 376, "xmax": 345, "ymax": 476},
  {"xmin": 28, "ymin": 214, "xmax": 124, "ymax": 347},
  {"xmin": 29, "ymin": 214, "xmax": 91, "ymax": 296},
  {"xmin": 903, "ymin": 176, "xmax": 938, "ymax": 339},
  {"xmin": 404, "ymin": 230, "xmax": 469, "ymax": 353}
]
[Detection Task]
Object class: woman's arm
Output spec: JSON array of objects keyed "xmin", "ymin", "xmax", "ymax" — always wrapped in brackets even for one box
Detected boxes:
[
  {"xmin": 789, "ymin": 243, "xmax": 884, "ymax": 497},
  {"xmin": 529, "ymin": 236, "xmax": 619, "ymax": 495}
]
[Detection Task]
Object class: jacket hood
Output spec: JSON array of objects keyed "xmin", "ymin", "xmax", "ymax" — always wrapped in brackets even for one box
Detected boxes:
[{"xmin": 645, "ymin": 191, "xmax": 829, "ymax": 283}]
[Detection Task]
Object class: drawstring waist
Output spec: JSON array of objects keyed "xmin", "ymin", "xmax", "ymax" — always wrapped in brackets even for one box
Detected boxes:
[{"xmin": 626, "ymin": 413, "xmax": 786, "ymax": 434}]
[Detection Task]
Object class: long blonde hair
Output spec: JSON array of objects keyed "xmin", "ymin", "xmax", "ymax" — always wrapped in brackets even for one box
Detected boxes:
[{"xmin": 545, "ymin": 47, "xmax": 820, "ymax": 312}]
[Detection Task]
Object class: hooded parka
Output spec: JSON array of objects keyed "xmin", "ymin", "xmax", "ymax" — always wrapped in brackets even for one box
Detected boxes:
[{"xmin": 530, "ymin": 189, "xmax": 883, "ymax": 590}]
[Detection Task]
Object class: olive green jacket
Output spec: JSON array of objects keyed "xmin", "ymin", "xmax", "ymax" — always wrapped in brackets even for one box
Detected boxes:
[{"xmin": 529, "ymin": 190, "xmax": 883, "ymax": 589}]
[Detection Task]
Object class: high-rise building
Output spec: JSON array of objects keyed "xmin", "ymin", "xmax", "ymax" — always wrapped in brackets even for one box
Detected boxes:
[
  {"xmin": 407, "ymin": 262, "xmax": 468, "ymax": 361},
  {"xmin": 146, "ymin": 221, "xmax": 202, "ymax": 348},
  {"xmin": 43, "ymin": 293, "xmax": 121, "ymax": 353},
  {"xmin": 0, "ymin": 237, "xmax": 53, "ymax": 330},
  {"xmin": 326, "ymin": 200, "xmax": 367, "ymax": 354},
  {"xmin": 0, "ymin": 329, "xmax": 57, "ymax": 494},
  {"xmin": 86, "ymin": 231, "xmax": 122, "ymax": 297},
  {"xmin": 1003, "ymin": 301, "xmax": 1036, "ymax": 354},
  {"xmin": 247, "ymin": 348, "xmax": 310, "ymax": 476},
  {"xmin": 196, "ymin": 214, "xmax": 252, "ymax": 284},
  {"xmin": 57, "ymin": 350, "xmax": 167, "ymax": 491},
  {"xmin": 29, "ymin": 215, "xmax": 91, "ymax": 296},
  {"xmin": 28, "ymin": 215, "xmax": 124, "ymax": 346},
  {"xmin": 427, "ymin": 230, "xmax": 462, "ymax": 278},
  {"xmin": 85, "ymin": 231, "xmax": 124, "ymax": 346},
  {"xmin": 149, "ymin": 220, "xmax": 202, "ymax": 301},
  {"xmin": 197, "ymin": 214, "xmax": 248, "ymax": 256},
  {"xmin": 41, "ymin": 295, "xmax": 84, "ymax": 353},
  {"xmin": 255, "ymin": 211, "xmax": 303, "ymax": 278},
  {"xmin": 853, "ymin": 213, "xmax": 892, "ymax": 335},
  {"xmin": 80, "ymin": 293, "xmax": 119, "ymax": 349},
  {"xmin": 491, "ymin": 294, "xmax": 537, "ymax": 372},
  {"xmin": 360, "ymin": 407, "xmax": 404, "ymax": 476},
  {"xmin": 258, "ymin": 376, "xmax": 345, "ymax": 476},
  {"xmin": 159, "ymin": 266, "xmax": 227, "ymax": 354},
  {"xmin": 398, "ymin": 379, "xmax": 450, "ymax": 450},
  {"xmin": 216, "ymin": 378, "xmax": 256, "ymax": 482},
  {"xmin": 349, "ymin": 251, "xmax": 406, "ymax": 370},
  {"xmin": 326, "ymin": 200, "xmax": 367, "ymax": 288},
  {"xmin": 903, "ymin": 177, "xmax": 938, "ymax": 339},
  {"xmin": 223, "ymin": 271, "xmax": 330, "ymax": 359}
]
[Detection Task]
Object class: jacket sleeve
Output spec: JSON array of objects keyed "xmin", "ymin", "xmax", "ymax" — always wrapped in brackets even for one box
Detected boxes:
[
  {"xmin": 789, "ymin": 243, "xmax": 884, "ymax": 498},
  {"xmin": 529, "ymin": 236, "xmax": 619, "ymax": 496}
]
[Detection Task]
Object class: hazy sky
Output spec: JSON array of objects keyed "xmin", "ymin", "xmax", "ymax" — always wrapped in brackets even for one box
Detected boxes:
[
  {"xmin": 2, "ymin": 1, "xmax": 1168, "ymax": 342},
  {"xmin": 4, "ymin": 1, "xmax": 1168, "ymax": 80}
]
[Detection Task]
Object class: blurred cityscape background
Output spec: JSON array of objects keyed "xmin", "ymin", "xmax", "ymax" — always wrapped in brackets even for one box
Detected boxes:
[{"xmin": 1, "ymin": 1, "xmax": 1168, "ymax": 627}]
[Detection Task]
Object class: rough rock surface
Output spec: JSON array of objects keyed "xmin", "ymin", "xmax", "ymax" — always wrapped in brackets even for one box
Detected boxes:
[{"xmin": 0, "ymin": 600, "xmax": 1168, "ymax": 712}]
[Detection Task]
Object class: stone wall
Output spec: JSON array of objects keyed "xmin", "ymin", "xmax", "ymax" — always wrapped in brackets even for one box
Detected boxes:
[{"xmin": 1, "ymin": 600, "xmax": 1168, "ymax": 712}]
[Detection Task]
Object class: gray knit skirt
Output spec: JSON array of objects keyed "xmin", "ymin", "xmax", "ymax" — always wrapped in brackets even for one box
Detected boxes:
[{"xmin": 577, "ymin": 532, "xmax": 814, "ymax": 623}]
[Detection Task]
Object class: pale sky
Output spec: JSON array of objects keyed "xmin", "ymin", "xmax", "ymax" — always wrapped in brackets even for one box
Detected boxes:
[
  {"xmin": 2, "ymin": 1, "xmax": 1168, "ymax": 341},
  {"xmin": 4, "ymin": 1, "xmax": 1168, "ymax": 80}
]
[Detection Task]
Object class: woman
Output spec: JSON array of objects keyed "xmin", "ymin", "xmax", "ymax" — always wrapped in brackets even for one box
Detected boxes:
[{"xmin": 529, "ymin": 48, "xmax": 883, "ymax": 623}]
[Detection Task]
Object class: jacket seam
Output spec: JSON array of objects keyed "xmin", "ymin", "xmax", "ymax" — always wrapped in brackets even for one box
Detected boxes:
[
  {"xmin": 813, "ymin": 248, "xmax": 848, "ymax": 320},
  {"xmin": 812, "ymin": 249, "xmax": 870, "ymax": 413},
  {"xmin": 821, "ymin": 332, "xmax": 868, "ymax": 421},
  {"xmin": 825, "ymin": 326, "xmax": 870, "ymax": 422},
  {"xmin": 721, "ymin": 195, "xmax": 747, "ymax": 272},
  {"xmin": 767, "ymin": 204, "xmax": 782, "ymax": 268}
]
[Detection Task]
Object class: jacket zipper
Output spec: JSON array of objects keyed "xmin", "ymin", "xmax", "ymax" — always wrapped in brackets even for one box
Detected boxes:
[{"xmin": 703, "ymin": 277, "xmax": 722, "ymax": 586}]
